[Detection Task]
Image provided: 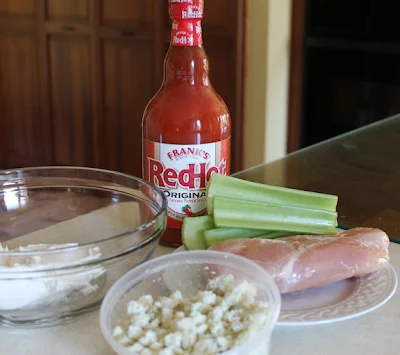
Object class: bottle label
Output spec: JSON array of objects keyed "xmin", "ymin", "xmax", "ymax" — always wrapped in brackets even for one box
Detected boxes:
[
  {"xmin": 143, "ymin": 138, "xmax": 231, "ymax": 228},
  {"xmin": 171, "ymin": 19, "xmax": 202, "ymax": 46},
  {"xmin": 169, "ymin": 0, "xmax": 204, "ymax": 19}
]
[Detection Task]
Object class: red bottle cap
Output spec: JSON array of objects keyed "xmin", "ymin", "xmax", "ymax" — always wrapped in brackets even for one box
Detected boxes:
[{"xmin": 169, "ymin": 0, "xmax": 204, "ymax": 19}]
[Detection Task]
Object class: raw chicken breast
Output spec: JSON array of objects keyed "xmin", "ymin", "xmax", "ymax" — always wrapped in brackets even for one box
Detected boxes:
[{"xmin": 210, "ymin": 228, "xmax": 390, "ymax": 293}]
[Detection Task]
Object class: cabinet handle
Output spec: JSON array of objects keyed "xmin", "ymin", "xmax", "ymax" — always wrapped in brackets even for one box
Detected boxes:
[
  {"xmin": 61, "ymin": 25, "xmax": 75, "ymax": 31},
  {"xmin": 119, "ymin": 30, "xmax": 136, "ymax": 37}
]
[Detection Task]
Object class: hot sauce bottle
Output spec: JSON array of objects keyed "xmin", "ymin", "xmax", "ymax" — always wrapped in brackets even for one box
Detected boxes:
[{"xmin": 142, "ymin": 0, "xmax": 231, "ymax": 246}]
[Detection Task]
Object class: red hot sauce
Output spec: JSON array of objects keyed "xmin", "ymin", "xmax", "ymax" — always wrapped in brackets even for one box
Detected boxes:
[{"xmin": 142, "ymin": 0, "xmax": 231, "ymax": 246}]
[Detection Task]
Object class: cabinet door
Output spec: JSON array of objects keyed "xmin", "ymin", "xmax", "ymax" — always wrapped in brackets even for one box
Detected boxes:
[
  {"xmin": 46, "ymin": 0, "xmax": 91, "ymax": 23},
  {"xmin": 202, "ymin": 0, "xmax": 238, "ymax": 107},
  {"xmin": 203, "ymin": 0, "xmax": 231, "ymax": 30},
  {"xmin": 0, "ymin": 0, "xmax": 36, "ymax": 18},
  {"xmin": 100, "ymin": 39, "xmax": 155, "ymax": 177},
  {"xmin": 100, "ymin": 0, "xmax": 153, "ymax": 26},
  {"xmin": 97, "ymin": 0, "xmax": 160, "ymax": 177},
  {"xmin": 202, "ymin": 0, "xmax": 243, "ymax": 172},
  {"xmin": 0, "ymin": 30, "xmax": 51, "ymax": 167},
  {"xmin": 48, "ymin": 35, "xmax": 94, "ymax": 166}
]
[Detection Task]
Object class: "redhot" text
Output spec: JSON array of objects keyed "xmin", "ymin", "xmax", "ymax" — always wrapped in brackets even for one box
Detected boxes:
[{"xmin": 148, "ymin": 159, "xmax": 227, "ymax": 189}]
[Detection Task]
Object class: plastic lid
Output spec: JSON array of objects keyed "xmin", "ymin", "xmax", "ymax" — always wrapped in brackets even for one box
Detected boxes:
[
  {"xmin": 100, "ymin": 250, "xmax": 281, "ymax": 355},
  {"xmin": 169, "ymin": 0, "xmax": 204, "ymax": 19}
]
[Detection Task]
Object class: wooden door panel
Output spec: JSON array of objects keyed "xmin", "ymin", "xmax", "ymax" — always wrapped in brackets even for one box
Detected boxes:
[
  {"xmin": 101, "ymin": 40, "xmax": 154, "ymax": 176},
  {"xmin": 0, "ymin": 31, "xmax": 49, "ymax": 167},
  {"xmin": 49, "ymin": 35, "xmax": 93, "ymax": 166},
  {"xmin": 205, "ymin": 39, "xmax": 241, "ymax": 170},
  {"xmin": 0, "ymin": 0, "xmax": 36, "ymax": 17},
  {"xmin": 163, "ymin": 0, "xmax": 234, "ymax": 33},
  {"xmin": 206, "ymin": 41, "xmax": 234, "ymax": 122},
  {"xmin": 288, "ymin": 0, "xmax": 305, "ymax": 152},
  {"xmin": 46, "ymin": 0, "xmax": 90, "ymax": 23},
  {"xmin": 100, "ymin": 0, "xmax": 153, "ymax": 25},
  {"xmin": 203, "ymin": 0, "xmax": 231, "ymax": 30}
]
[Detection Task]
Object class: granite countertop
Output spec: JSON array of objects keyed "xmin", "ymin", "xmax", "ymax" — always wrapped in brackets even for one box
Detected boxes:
[{"xmin": 1, "ymin": 243, "xmax": 399, "ymax": 355}]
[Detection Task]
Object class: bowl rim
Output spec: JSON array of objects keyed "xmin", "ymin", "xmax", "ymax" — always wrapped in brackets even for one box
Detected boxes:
[
  {"xmin": 0, "ymin": 166, "xmax": 168, "ymax": 258},
  {"xmin": 100, "ymin": 249, "xmax": 282, "ymax": 355}
]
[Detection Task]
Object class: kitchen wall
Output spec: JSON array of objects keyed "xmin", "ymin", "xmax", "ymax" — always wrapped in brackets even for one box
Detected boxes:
[{"xmin": 243, "ymin": 0, "xmax": 292, "ymax": 169}]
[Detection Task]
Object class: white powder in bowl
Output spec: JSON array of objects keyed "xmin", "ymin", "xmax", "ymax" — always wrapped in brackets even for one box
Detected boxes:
[{"xmin": 0, "ymin": 243, "xmax": 105, "ymax": 310}]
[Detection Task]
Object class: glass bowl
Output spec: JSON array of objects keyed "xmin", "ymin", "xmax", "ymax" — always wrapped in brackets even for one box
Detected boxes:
[
  {"xmin": 0, "ymin": 166, "xmax": 167, "ymax": 327},
  {"xmin": 100, "ymin": 250, "xmax": 281, "ymax": 355}
]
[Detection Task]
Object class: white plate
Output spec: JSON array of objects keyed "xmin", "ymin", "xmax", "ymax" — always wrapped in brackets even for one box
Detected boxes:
[
  {"xmin": 174, "ymin": 246, "xmax": 397, "ymax": 325},
  {"xmin": 279, "ymin": 263, "xmax": 397, "ymax": 325}
]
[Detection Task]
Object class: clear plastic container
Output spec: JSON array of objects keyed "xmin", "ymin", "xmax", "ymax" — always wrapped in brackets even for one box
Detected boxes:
[{"xmin": 100, "ymin": 250, "xmax": 281, "ymax": 355}]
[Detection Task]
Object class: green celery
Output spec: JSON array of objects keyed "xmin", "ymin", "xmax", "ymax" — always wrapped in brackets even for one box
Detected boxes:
[
  {"xmin": 261, "ymin": 231, "xmax": 297, "ymax": 239},
  {"xmin": 182, "ymin": 216, "xmax": 215, "ymax": 250},
  {"xmin": 212, "ymin": 196, "xmax": 338, "ymax": 235},
  {"xmin": 207, "ymin": 173, "xmax": 338, "ymax": 214},
  {"xmin": 204, "ymin": 228, "xmax": 268, "ymax": 247},
  {"xmin": 205, "ymin": 229, "xmax": 295, "ymax": 247}
]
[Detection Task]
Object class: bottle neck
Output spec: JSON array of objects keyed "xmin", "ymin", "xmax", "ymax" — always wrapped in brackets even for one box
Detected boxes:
[
  {"xmin": 170, "ymin": 19, "xmax": 202, "ymax": 46},
  {"xmin": 163, "ymin": 19, "xmax": 209, "ymax": 87}
]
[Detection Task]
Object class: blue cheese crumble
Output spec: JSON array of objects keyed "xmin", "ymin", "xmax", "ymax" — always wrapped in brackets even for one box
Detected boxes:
[{"xmin": 113, "ymin": 274, "xmax": 269, "ymax": 354}]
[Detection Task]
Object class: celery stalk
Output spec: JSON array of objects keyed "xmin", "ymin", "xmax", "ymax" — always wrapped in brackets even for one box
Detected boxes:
[
  {"xmin": 205, "ymin": 229, "xmax": 295, "ymax": 247},
  {"xmin": 207, "ymin": 174, "xmax": 338, "ymax": 214},
  {"xmin": 261, "ymin": 231, "xmax": 297, "ymax": 239},
  {"xmin": 212, "ymin": 196, "xmax": 338, "ymax": 234},
  {"xmin": 182, "ymin": 216, "xmax": 215, "ymax": 250},
  {"xmin": 204, "ymin": 228, "xmax": 268, "ymax": 247}
]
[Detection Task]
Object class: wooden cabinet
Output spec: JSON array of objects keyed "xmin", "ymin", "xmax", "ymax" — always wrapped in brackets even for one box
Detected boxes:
[
  {"xmin": 47, "ymin": 0, "xmax": 91, "ymax": 22},
  {"xmin": 0, "ymin": 30, "xmax": 49, "ymax": 167},
  {"xmin": 100, "ymin": 0, "xmax": 153, "ymax": 25},
  {"xmin": 0, "ymin": 0, "xmax": 244, "ymax": 175},
  {"xmin": 0, "ymin": 0, "xmax": 36, "ymax": 19},
  {"xmin": 0, "ymin": 1, "xmax": 50, "ymax": 167},
  {"xmin": 97, "ymin": 0, "xmax": 162, "ymax": 176},
  {"xmin": 49, "ymin": 35, "xmax": 94, "ymax": 166},
  {"xmin": 101, "ymin": 40, "xmax": 155, "ymax": 174}
]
